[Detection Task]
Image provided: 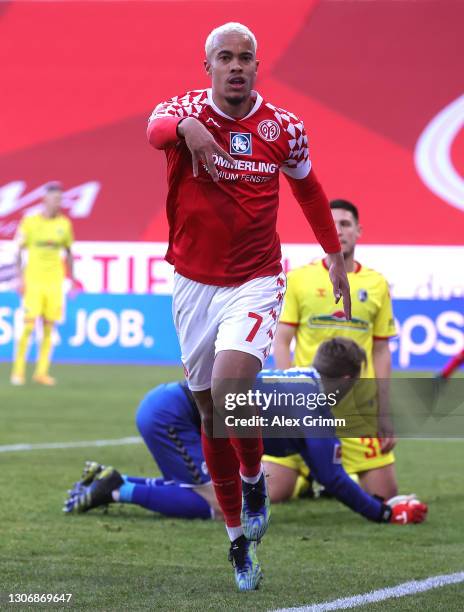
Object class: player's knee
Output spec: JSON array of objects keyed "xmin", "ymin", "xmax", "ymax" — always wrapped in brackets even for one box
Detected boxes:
[
  {"xmin": 384, "ymin": 481, "xmax": 398, "ymax": 499},
  {"xmin": 210, "ymin": 383, "xmax": 226, "ymax": 414},
  {"xmin": 358, "ymin": 467, "xmax": 398, "ymax": 499},
  {"xmin": 210, "ymin": 382, "xmax": 245, "ymax": 430},
  {"xmin": 268, "ymin": 480, "xmax": 294, "ymax": 503},
  {"xmin": 210, "ymin": 374, "xmax": 252, "ymax": 413},
  {"xmin": 23, "ymin": 319, "xmax": 35, "ymax": 333},
  {"xmin": 264, "ymin": 462, "xmax": 297, "ymax": 503}
]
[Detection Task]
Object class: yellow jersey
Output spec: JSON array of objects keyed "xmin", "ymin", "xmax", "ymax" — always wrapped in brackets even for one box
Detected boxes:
[
  {"xmin": 280, "ymin": 259, "xmax": 396, "ymax": 378},
  {"xmin": 17, "ymin": 213, "xmax": 74, "ymax": 285}
]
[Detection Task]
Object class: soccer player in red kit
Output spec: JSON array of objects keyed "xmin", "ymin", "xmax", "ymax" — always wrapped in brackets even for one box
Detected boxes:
[{"xmin": 147, "ymin": 22, "xmax": 351, "ymax": 590}]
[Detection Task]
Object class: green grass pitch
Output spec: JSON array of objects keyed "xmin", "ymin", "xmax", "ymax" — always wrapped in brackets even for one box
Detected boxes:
[{"xmin": 1, "ymin": 363, "xmax": 463, "ymax": 611}]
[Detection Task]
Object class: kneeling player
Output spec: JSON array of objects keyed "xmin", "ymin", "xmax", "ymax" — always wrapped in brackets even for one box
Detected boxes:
[
  {"xmin": 66, "ymin": 382, "xmax": 222, "ymax": 520},
  {"xmin": 64, "ymin": 338, "xmax": 427, "ymax": 526}
]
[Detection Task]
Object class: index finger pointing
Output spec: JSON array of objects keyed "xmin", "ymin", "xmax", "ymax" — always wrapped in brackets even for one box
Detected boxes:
[
  {"xmin": 332, "ymin": 279, "xmax": 341, "ymax": 303},
  {"xmin": 342, "ymin": 287, "xmax": 352, "ymax": 320}
]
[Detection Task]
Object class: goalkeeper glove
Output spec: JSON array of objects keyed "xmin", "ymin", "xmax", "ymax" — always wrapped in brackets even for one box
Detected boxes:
[{"xmin": 386, "ymin": 494, "xmax": 428, "ymax": 524}]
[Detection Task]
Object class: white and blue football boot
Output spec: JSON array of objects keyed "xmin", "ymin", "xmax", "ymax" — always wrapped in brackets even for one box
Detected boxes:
[{"xmin": 228, "ymin": 535, "xmax": 263, "ymax": 591}]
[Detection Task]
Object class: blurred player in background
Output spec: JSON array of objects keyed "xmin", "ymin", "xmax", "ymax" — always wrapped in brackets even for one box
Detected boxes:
[
  {"xmin": 10, "ymin": 182, "xmax": 75, "ymax": 386},
  {"xmin": 147, "ymin": 23, "xmax": 350, "ymax": 590},
  {"xmin": 64, "ymin": 338, "xmax": 427, "ymax": 526},
  {"xmin": 273, "ymin": 199, "xmax": 398, "ymax": 500}
]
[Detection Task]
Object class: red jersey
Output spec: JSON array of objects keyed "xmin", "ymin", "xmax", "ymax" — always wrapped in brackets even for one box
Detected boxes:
[{"xmin": 147, "ymin": 88, "xmax": 339, "ymax": 286}]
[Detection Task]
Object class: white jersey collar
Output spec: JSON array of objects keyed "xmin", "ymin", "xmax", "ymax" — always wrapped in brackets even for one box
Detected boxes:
[{"xmin": 207, "ymin": 88, "xmax": 263, "ymax": 121}]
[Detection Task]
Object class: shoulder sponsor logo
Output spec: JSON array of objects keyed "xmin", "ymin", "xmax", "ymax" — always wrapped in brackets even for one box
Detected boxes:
[
  {"xmin": 358, "ymin": 289, "xmax": 368, "ymax": 302},
  {"xmin": 230, "ymin": 132, "xmax": 252, "ymax": 155},
  {"xmin": 258, "ymin": 119, "xmax": 280, "ymax": 142}
]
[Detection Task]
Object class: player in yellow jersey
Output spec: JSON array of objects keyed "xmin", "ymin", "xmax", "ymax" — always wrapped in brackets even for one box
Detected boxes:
[
  {"xmin": 10, "ymin": 183, "xmax": 75, "ymax": 386},
  {"xmin": 271, "ymin": 199, "xmax": 398, "ymax": 500}
]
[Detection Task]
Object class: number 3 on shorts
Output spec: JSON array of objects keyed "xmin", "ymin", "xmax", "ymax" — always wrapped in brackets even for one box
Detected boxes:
[
  {"xmin": 360, "ymin": 437, "xmax": 378, "ymax": 459},
  {"xmin": 245, "ymin": 312, "xmax": 263, "ymax": 342}
]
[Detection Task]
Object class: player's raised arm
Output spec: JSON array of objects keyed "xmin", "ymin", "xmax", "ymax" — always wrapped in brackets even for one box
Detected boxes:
[
  {"xmin": 147, "ymin": 97, "xmax": 235, "ymax": 180},
  {"xmin": 146, "ymin": 96, "xmax": 191, "ymax": 150},
  {"xmin": 281, "ymin": 125, "xmax": 351, "ymax": 319},
  {"xmin": 284, "ymin": 167, "xmax": 351, "ymax": 319}
]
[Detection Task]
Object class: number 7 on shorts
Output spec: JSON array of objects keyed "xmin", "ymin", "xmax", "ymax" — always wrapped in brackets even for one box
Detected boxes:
[{"xmin": 245, "ymin": 312, "xmax": 263, "ymax": 342}]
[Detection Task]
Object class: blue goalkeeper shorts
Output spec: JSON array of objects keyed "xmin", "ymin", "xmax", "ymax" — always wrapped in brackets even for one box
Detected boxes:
[{"xmin": 135, "ymin": 381, "xmax": 210, "ymax": 486}]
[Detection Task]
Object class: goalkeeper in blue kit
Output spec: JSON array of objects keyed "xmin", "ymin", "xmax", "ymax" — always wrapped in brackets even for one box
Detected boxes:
[{"xmin": 64, "ymin": 338, "xmax": 427, "ymax": 525}]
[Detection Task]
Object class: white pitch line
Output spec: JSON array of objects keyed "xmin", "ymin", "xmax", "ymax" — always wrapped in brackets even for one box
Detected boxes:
[
  {"xmin": 272, "ymin": 571, "xmax": 464, "ymax": 612},
  {"xmin": 0, "ymin": 436, "xmax": 142, "ymax": 453}
]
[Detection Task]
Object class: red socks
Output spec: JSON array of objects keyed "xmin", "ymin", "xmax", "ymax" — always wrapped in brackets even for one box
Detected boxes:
[
  {"xmin": 230, "ymin": 436, "xmax": 263, "ymax": 478},
  {"xmin": 201, "ymin": 430, "xmax": 263, "ymax": 527},
  {"xmin": 201, "ymin": 431, "xmax": 264, "ymax": 526},
  {"xmin": 201, "ymin": 431, "xmax": 241, "ymax": 527}
]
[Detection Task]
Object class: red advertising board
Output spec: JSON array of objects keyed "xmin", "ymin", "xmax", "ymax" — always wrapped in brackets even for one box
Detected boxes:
[{"xmin": 1, "ymin": 0, "xmax": 463, "ymax": 244}]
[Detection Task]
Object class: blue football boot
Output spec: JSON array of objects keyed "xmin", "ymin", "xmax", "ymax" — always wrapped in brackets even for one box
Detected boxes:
[{"xmin": 228, "ymin": 535, "xmax": 263, "ymax": 591}]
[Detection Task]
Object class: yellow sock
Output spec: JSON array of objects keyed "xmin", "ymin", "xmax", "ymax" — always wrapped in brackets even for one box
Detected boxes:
[
  {"xmin": 12, "ymin": 321, "xmax": 35, "ymax": 378},
  {"xmin": 34, "ymin": 323, "xmax": 54, "ymax": 377}
]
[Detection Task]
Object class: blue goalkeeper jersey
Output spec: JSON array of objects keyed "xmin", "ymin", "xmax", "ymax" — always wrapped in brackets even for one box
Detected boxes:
[
  {"xmin": 145, "ymin": 372, "xmax": 388, "ymax": 522},
  {"xmin": 256, "ymin": 367, "xmax": 387, "ymax": 521}
]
